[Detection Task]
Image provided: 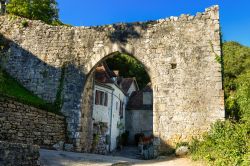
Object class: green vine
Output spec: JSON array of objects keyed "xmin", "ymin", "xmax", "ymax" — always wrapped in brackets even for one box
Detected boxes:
[
  {"xmin": 53, "ymin": 65, "xmax": 66, "ymax": 112},
  {"xmin": 92, "ymin": 133, "xmax": 100, "ymax": 150},
  {"xmin": 209, "ymin": 40, "xmax": 222, "ymax": 64}
]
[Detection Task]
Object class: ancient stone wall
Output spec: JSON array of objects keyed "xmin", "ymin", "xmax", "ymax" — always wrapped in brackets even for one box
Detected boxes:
[
  {"xmin": 0, "ymin": 141, "xmax": 40, "ymax": 166},
  {"xmin": 0, "ymin": 97, "xmax": 66, "ymax": 147},
  {"xmin": 0, "ymin": 5, "xmax": 224, "ymax": 153}
]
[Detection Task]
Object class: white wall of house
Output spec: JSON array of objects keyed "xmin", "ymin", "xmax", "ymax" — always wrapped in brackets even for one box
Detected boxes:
[
  {"xmin": 107, "ymin": 83, "xmax": 126, "ymax": 151},
  {"xmin": 92, "ymin": 84, "xmax": 113, "ymax": 125},
  {"xmin": 93, "ymin": 83, "xmax": 126, "ymax": 152}
]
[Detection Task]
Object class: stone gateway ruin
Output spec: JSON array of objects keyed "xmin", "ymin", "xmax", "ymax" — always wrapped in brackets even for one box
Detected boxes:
[{"xmin": 0, "ymin": 5, "xmax": 224, "ymax": 155}]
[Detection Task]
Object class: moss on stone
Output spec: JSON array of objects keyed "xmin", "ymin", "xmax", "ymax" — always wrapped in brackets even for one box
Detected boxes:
[{"xmin": 0, "ymin": 70, "xmax": 62, "ymax": 115}]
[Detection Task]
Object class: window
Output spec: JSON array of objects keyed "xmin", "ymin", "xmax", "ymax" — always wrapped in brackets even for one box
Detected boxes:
[{"xmin": 95, "ymin": 90, "xmax": 108, "ymax": 106}]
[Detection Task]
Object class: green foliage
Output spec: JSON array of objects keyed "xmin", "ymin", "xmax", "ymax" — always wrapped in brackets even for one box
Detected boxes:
[
  {"xmin": 215, "ymin": 55, "xmax": 222, "ymax": 64},
  {"xmin": 176, "ymin": 141, "xmax": 189, "ymax": 148},
  {"xmin": 106, "ymin": 54, "xmax": 150, "ymax": 89},
  {"xmin": 6, "ymin": 0, "xmax": 59, "ymax": 24},
  {"xmin": 51, "ymin": 19, "xmax": 64, "ymax": 26},
  {"xmin": 209, "ymin": 40, "xmax": 222, "ymax": 64},
  {"xmin": 190, "ymin": 121, "xmax": 249, "ymax": 165},
  {"xmin": 190, "ymin": 42, "xmax": 250, "ymax": 165},
  {"xmin": 92, "ymin": 133, "xmax": 100, "ymax": 149},
  {"xmin": 54, "ymin": 66, "xmax": 65, "ymax": 113},
  {"xmin": 223, "ymin": 41, "xmax": 250, "ymax": 120},
  {"xmin": 0, "ymin": 70, "xmax": 62, "ymax": 115},
  {"xmin": 21, "ymin": 20, "xmax": 29, "ymax": 27},
  {"xmin": 1, "ymin": 33, "xmax": 63, "ymax": 114},
  {"xmin": 236, "ymin": 71, "xmax": 250, "ymax": 122},
  {"xmin": 0, "ymin": 34, "xmax": 65, "ymax": 115}
]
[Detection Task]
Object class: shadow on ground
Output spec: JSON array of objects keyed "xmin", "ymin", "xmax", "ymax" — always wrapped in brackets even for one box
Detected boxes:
[{"xmin": 40, "ymin": 149, "xmax": 201, "ymax": 166}]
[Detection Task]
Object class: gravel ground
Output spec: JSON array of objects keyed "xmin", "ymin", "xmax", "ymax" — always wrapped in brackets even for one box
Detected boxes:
[{"xmin": 40, "ymin": 149, "xmax": 204, "ymax": 166}]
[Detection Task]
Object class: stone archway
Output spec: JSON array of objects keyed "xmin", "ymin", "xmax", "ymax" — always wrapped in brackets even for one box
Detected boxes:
[
  {"xmin": 0, "ymin": 6, "xmax": 224, "ymax": 154},
  {"xmin": 79, "ymin": 52, "xmax": 153, "ymax": 153}
]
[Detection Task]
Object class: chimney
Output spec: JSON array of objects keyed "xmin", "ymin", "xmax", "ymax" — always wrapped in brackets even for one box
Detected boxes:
[{"xmin": 113, "ymin": 70, "xmax": 119, "ymax": 77}]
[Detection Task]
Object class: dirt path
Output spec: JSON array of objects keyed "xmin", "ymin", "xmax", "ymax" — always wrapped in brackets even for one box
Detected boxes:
[
  {"xmin": 40, "ymin": 149, "xmax": 203, "ymax": 166},
  {"xmin": 133, "ymin": 157, "xmax": 202, "ymax": 166}
]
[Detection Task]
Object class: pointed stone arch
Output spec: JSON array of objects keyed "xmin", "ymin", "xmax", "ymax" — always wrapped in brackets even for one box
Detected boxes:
[{"xmin": 0, "ymin": 6, "xmax": 224, "ymax": 154}]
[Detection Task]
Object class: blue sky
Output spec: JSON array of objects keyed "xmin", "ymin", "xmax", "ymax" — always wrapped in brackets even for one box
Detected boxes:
[{"xmin": 57, "ymin": 0, "xmax": 250, "ymax": 46}]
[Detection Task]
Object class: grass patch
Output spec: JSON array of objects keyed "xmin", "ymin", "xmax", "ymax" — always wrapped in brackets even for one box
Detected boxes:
[{"xmin": 0, "ymin": 70, "xmax": 62, "ymax": 115}]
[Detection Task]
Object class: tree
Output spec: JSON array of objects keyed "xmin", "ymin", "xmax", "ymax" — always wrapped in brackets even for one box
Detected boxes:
[
  {"xmin": 223, "ymin": 42, "xmax": 250, "ymax": 120},
  {"xmin": 6, "ymin": 0, "xmax": 59, "ymax": 24},
  {"xmin": 106, "ymin": 54, "xmax": 150, "ymax": 89},
  {"xmin": 190, "ymin": 42, "xmax": 250, "ymax": 166}
]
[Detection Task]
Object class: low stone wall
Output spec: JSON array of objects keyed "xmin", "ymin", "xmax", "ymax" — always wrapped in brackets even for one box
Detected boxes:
[
  {"xmin": 0, "ymin": 97, "xmax": 66, "ymax": 147},
  {"xmin": 0, "ymin": 141, "xmax": 40, "ymax": 166},
  {"xmin": 92, "ymin": 122, "xmax": 109, "ymax": 154}
]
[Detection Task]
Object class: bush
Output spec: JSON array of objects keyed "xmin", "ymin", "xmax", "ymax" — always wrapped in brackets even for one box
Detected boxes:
[
  {"xmin": 190, "ymin": 42, "xmax": 250, "ymax": 165},
  {"xmin": 21, "ymin": 20, "xmax": 28, "ymax": 27},
  {"xmin": 6, "ymin": 0, "xmax": 59, "ymax": 24},
  {"xmin": 190, "ymin": 120, "xmax": 249, "ymax": 165}
]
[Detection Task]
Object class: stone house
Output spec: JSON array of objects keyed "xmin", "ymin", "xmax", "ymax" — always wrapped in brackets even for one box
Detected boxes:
[
  {"xmin": 125, "ymin": 83, "xmax": 153, "ymax": 145},
  {"xmin": 92, "ymin": 63, "xmax": 139, "ymax": 152}
]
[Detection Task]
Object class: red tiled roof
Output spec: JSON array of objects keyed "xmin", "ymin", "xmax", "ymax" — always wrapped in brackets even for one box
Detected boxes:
[
  {"xmin": 95, "ymin": 64, "xmax": 113, "ymax": 83},
  {"xmin": 94, "ymin": 62, "xmax": 139, "ymax": 96}
]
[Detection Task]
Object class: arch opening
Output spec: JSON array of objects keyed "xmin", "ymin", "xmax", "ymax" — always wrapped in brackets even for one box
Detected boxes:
[{"xmin": 80, "ymin": 52, "xmax": 155, "ymax": 159}]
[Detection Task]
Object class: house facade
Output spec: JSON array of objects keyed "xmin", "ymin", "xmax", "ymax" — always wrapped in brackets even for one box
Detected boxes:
[
  {"xmin": 92, "ymin": 63, "xmax": 130, "ymax": 152},
  {"xmin": 125, "ymin": 83, "xmax": 153, "ymax": 145}
]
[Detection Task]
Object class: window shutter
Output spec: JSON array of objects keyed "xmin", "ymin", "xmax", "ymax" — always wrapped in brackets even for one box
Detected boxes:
[
  {"xmin": 104, "ymin": 93, "xmax": 108, "ymax": 106},
  {"xmin": 95, "ymin": 90, "xmax": 99, "ymax": 105},
  {"xmin": 100, "ymin": 91, "xmax": 104, "ymax": 105},
  {"xmin": 120, "ymin": 101, "xmax": 124, "ymax": 118}
]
